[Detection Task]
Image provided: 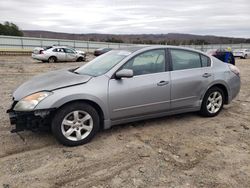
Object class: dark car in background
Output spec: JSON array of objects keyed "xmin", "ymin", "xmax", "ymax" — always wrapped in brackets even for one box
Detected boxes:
[
  {"xmin": 94, "ymin": 48, "xmax": 113, "ymax": 56},
  {"xmin": 207, "ymin": 49, "xmax": 235, "ymax": 65}
]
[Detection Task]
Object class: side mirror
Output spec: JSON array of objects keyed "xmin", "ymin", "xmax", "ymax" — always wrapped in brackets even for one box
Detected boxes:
[{"xmin": 115, "ymin": 69, "xmax": 133, "ymax": 79}]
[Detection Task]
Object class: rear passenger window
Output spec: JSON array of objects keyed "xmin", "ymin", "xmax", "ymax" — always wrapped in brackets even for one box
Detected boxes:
[
  {"xmin": 201, "ymin": 55, "xmax": 211, "ymax": 67},
  {"xmin": 170, "ymin": 49, "xmax": 201, "ymax": 71},
  {"xmin": 52, "ymin": 48, "xmax": 64, "ymax": 52}
]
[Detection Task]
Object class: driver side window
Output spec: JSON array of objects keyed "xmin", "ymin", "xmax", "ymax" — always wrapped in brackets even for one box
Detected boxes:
[
  {"xmin": 122, "ymin": 49, "xmax": 165, "ymax": 76},
  {"xmin": 64, "ymin": 48, "xmax": 75, "ymax": 53}
]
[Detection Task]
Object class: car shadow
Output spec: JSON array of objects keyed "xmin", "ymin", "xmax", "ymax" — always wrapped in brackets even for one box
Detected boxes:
[
  {"xmin": 103, "ymin": 111, "xmax": 200, "ymax": 133},
  {"xmin": 8, "ymin": 111, "xmax": 204, "ymax": 147}
]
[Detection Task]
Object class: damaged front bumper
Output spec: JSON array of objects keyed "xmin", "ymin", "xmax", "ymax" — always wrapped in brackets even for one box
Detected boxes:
[{"xmin": 7, "ymin": 102, "xmax": 55, "ymax": 133}]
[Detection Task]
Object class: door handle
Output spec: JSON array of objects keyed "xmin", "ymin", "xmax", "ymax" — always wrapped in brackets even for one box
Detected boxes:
[
  {"xmin": 202, "ymin": 73, "xmax": 212, "ymax": 78},
  {"xmin": 157, "ymin": 80, "xmax": 169, "ymax": 86}
]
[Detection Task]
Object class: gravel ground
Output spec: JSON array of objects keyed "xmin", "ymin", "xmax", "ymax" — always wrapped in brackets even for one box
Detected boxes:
[{"xmin": 0, "ymin": 56, "xmax": 249, "ymax": 188}]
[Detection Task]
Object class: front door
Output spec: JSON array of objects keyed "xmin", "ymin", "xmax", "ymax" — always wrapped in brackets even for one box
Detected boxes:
[
  {"xmin": 64, "ymin": 48, "xmax": 77, "ymax": 61},
  {"xmin": 108, "ymin": 49, "xmax": 171, "ymax": 120}
]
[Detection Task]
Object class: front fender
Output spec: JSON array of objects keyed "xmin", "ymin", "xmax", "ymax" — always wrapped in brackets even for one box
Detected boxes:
[
  {"xmin": 36, "ymin": 92, "xmax": 109, "ymax": 119},
  {"xmin": 35, "ymin": 76, "xmax": 110, "ymax": 119}
]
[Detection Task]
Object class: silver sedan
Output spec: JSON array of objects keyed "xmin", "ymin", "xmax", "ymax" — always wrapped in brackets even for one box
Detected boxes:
[
  {"xmin": 8, "ymin": 46, "xmax": 240, "ymax": 146},
  {"xmin": 32, "ymin": 46, "xmax": 86, "ymax": 63}
]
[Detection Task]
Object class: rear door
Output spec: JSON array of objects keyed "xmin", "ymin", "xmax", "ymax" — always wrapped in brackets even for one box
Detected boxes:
[
  {"xmin": 108, "ymin": 49, "xmax": 171, "ymax": 120},
  {"xmin": 52, "ymin": 48, "xmax": 66, "ymax": 61},
  {"xmin": 169, "ymin": 49, "xmax": 213, "ymax": 109}
]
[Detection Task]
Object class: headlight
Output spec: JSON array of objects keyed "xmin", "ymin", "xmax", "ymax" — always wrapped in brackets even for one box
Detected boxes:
[{"xmin": 14, "ymin": 91, "xmax": 52, "ymax": 111}]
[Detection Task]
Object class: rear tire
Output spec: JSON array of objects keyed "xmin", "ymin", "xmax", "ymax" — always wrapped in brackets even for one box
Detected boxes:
[
  {"xmin": 52, "ymin": 102, "xmax": 100, "ymax": 146},
  {"xmin": 200, "ymin": 87, "xmax": 225, "ymax": 117},
  {"xmin": 48, "ymin": 56, "xmax": 56, "ymax": 63}
]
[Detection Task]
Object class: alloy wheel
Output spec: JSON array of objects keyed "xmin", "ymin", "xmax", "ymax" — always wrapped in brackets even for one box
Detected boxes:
[
  {"xmin": 61, "ymin": 110, "xmax": 93, "ymax": 141},
  {"xmin": 206, "ymin": 91, "xmax": 223, "ymax": 114}
]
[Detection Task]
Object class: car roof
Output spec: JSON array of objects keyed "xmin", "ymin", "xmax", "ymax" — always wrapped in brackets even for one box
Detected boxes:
[
  {"xmin": 118, "ymin": 45, "xmax": 208, "ymax": 56},
  {"xmin": 117, "ymin": 46, "xmax": 147, "ymax": 52},
  {"xmin": 51, "ymin": 46, "xmax": 71, "ymax": 48}
]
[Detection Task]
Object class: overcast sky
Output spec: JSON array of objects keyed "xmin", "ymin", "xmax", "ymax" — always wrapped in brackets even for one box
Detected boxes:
[{"xmin": 0, "ymin": 0, "xmax": 250, "ymax": 37}]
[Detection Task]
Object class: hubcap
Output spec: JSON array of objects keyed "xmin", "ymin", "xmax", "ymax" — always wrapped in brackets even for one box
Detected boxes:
[
  {"xmin": 49, "ymin": 58, "xmax": 55, "ymax": 63},
  {"xmin": 206, "ymin": 91, "xmax": 223, "ymax": 114},
  {"xmin": 61, "ymin": 110, "xmax": 93, "ymax": 141}
]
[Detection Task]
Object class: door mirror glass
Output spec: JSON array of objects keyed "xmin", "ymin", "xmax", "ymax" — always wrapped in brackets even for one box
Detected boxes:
[{"xmin": 115, "ymin": 69, "xmax": 133, "ymax": 79}]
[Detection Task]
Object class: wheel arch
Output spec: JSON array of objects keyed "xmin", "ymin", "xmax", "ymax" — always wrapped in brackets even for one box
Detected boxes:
[
  {"xmin": 48, "ymin": 56, "xmax": 57, "ymax": 61},
  {"xmin": 203, "ymin": 83, "xmax": 229, "ymax": 104},
  {"xmin": 53, "ymin": 99, "xmax": 105, "ymax": 130},
  {"xmin": 76, "ymin": 56, "xmax": 84, "ymax": 62}
]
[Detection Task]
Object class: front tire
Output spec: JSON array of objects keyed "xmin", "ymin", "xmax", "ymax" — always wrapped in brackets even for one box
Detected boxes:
[
  {"xmin": 200, "ymin": 87, "xmax": 225, "ymax": 117},
  {"xmin": 76, "ymin": 57, "xmax": 84, "ymax": 62},
  {"xmin": 52, "ymin": 102, "xmax": 100, "ymax": 146}
]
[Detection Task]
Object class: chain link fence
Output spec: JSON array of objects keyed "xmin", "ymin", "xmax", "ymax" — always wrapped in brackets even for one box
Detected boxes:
[{"xmin": 1, "ymin": 35, "xmax": 250, "ymax": 53}]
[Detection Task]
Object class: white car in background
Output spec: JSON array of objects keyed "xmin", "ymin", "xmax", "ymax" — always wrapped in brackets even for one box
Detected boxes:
[
  {"xmin": 233, "ymin": 49, "xmax": 250, "ymax": 59},
  {"xmin": 32, "ymin": 46, "xmax": 86, "ymax": 63}
]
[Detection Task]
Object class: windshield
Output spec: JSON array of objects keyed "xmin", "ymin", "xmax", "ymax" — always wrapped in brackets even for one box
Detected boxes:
[{"xmin": 75, "ymin": 50, "xmax": 131, "ymax": 76}]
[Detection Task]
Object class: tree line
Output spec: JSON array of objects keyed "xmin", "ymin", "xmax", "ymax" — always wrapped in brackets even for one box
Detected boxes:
[
  {"xmin": 2, "ymin": 21, "xmax": 250, "ymax": 45},
  {"xmin": 0, "ymin": 22, "xmax": 23, "ymax": 36},
  {"xmin": 100, "ymin": 37, "xmax": 210, "ymax": 45}
]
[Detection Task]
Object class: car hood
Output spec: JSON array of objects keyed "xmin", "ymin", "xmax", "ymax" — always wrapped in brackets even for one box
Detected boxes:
[{"xmin": 13, "ymin": 69, "xmax": 92, "ymax": 100}]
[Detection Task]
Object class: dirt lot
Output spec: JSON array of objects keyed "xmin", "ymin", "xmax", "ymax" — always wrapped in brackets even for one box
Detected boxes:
[{"xmin": 0, "ymin": 56, "xmax": 249, "ymax": 188}]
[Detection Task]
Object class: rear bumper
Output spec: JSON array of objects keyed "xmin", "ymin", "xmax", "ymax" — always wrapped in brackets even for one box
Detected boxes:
[
  {"xmin": 7, "ymin": 108, "xmax": 55, "ymax": 133},
  {"xmin": 228, "ymin": 74, "xmax": 241, "ymax": 103},
  {"xmin": 31, "ymin": 54, "xmax": 48, "ymax": 61},
  {"xmin": 233, "ymin": 54, "xmax": 244, "ymax": 58}
]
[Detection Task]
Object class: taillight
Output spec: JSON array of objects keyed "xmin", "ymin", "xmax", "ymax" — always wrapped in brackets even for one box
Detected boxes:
[
  {"xmin": 39, "ymin": 50, "xmax": 44, "ymax": 54},
  {"xmin": 228, "ymin": 64, "xmax": 240, "ymax": 76}
]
